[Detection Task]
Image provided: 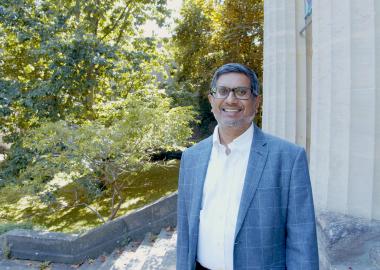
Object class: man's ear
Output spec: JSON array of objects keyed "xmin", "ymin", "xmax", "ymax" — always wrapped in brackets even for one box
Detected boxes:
[
  {"xmin": 208, "ymin": 94, "xmax": 214, "ymax": 107},
  {"xmin": 255, "ymin": 95, "xmax": 262, "ymax": 113}
]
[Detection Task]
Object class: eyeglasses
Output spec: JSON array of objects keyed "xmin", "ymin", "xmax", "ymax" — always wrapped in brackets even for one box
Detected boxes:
[{"xmin": 210, "ymin": 86, "xmax": 252, "ymax": 100}]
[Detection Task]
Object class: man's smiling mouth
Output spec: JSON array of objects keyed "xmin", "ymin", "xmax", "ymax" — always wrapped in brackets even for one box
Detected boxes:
[{"xmin": 222, "ymin": 108, "xmax": 242, "ymax": 112}]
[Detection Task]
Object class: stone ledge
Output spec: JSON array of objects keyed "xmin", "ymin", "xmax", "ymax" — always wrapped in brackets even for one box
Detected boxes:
[
  {"xmin": 0, "ymin": 192, "xmax": 178, "ymax": 264},
  {"xmin": 369, "ymin": 246, "xmax": 380, "ymax": 268},
  {"xmin": 317, "ymin": 210, "xmax": 380, "ymax": 269}
]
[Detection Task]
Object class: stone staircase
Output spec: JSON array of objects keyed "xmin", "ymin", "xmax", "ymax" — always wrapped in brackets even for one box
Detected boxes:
[{"xmin": 0, "ymin": 228, "xmax": 176, "ymax": 270}]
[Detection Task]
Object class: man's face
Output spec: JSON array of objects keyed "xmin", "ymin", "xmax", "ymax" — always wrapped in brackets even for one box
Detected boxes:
[{"xmin": 208, "ymin": 72, "xmax": 259, "ymax": 131}]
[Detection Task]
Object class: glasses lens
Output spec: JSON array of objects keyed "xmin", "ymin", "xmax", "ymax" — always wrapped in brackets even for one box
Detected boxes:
[
  {"xmin": 211, "ymin": 86, "xmax": 251, "ymax": 99},
  {"xmin": 215, "ymin": 87, "xmax": 229, "ymax": 98},
  {"xmin": 234, "ymin": 87, "xmax": 250, "ymax": 99}
]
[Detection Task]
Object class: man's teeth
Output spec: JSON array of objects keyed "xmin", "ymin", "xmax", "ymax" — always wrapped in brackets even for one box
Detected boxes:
[{"xmin": 224, "ymin": 108, "xmax": 240, "ymax": 112}]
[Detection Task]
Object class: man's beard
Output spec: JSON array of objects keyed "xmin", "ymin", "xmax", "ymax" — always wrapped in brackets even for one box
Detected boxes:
[
  {"xmin": 216, "ymin": 115, "xmax": 255, "ymax": 128},
  {"xmin": 218, "ymin": 119, "xmax": 244, "ymax": 127}
]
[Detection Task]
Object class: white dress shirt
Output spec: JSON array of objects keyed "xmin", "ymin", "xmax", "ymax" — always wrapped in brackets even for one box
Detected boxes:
[{"xmin": 197, "ymin": 123, "xmax": 254, "ymax": 270}]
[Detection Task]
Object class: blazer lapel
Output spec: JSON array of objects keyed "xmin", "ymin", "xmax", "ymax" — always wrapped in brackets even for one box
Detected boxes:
[
  {"xmin": 188, "ymin": 136, "xmax": 213, "ymax": 255},
  {"xmin": 234, "ymin": 126, "xmax": 268, "ymax": 238}
]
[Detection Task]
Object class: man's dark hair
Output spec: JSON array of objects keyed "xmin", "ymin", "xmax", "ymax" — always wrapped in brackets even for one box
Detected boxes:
[{"xmin": 210, "ymin": 63, "xmax": 259, "ymax": 96}]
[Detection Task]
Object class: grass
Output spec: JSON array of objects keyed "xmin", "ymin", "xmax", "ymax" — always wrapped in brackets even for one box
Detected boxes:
[
  {"xmin": 0, "ymin": 221, "xmax": 34, "ymax": 235},
  {"xmin": 0, "ymin": 160, "xmax": 179, "ymax": 234}
]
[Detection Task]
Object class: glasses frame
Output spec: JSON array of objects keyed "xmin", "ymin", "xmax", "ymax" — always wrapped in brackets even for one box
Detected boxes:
[{"xmin": 210, "ymin": 86, "xmax": 253, "ymax": 100}]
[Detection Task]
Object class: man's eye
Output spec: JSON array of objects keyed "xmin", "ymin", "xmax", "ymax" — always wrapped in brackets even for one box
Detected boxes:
[
  {"xmin": 217, "ymin": 88, "xmax": 229, "ymax": 95},
  {"xmin": 235, "ymin": 89, "xmax": 248, "ymax": 96}
]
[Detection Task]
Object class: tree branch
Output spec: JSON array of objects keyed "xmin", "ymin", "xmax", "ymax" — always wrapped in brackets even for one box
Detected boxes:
[
  {"xmin": 73, "ymin": 189, "xmax": 106, "ymax": 223},
  {"xmin": 101, "ymin": 0, "xmax": 134, "ymax": 40}
]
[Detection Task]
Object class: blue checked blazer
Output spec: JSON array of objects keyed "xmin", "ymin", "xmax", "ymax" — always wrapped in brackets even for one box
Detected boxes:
[{"xmin": 176, "ymin": 125, "xmax": 319, "ymax": 270}]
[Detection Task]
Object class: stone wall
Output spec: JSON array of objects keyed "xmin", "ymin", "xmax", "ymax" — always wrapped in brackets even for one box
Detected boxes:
[
  {"xmin": 0, "ymin": 192, "xmax": 177, "ymax": 264},
  {"xmin": 263, "ymin": 0, "xmax": 380, "ymax": 268},
  {"xmin": 262, "ymin": 0, "xmax": 308, "ymax": 148},
  {"xmin": 310, "ymin": 0, "xmax": 380, "ymax": 221}
]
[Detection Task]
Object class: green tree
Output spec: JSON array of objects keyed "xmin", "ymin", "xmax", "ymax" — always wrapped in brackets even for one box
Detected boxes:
[
  {"xmin": 0, "ymin": 0, "xmax": 169, "ymax": 128},
  {"xmin": 0, "ymin": 0, "xmax": 186, "ymax": 181},
  {"xmin": 20, "ymin": 89, "xmax": 195, "ymax": 222}
]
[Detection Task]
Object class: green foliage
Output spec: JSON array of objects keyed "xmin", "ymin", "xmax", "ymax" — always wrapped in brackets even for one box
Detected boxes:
[
  {"xmin": 173, "ymin": 0, "xmax": 264, "ymax": 135},
  {"xmin": 19, "ymin": 90, "xmax": 194, "ymax": 221},
  {"xmin": 0, "ymin": 0, "xmax": 170, "ymax": 133},
  {"xmin": 0, "ymin": 139, "xmax": 34, "ymax": 184},
  {"xmin": 0, "ymin": 161, "xmax": 180, "ymax": 233},
  {"xmin": 0, "ymin": 0, "xmax": 196, "ymax": 224},
  {"xmin": 0, "ymin": 0, "xmax": 192, "ymax": 176}
]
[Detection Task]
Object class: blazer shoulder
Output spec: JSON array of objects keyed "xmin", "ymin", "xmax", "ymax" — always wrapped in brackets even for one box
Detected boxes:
[{"xmin": 261, "ymin": 130, "xmax": 304, "ymax": 154}]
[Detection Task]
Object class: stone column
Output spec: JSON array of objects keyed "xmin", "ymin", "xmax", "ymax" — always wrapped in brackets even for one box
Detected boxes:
[
  {"xmin": 310, "ymin": 0, "xmax": 380, "ymax": 220},
  {"xmin": 262, "ymin": 0, "xmax": 308, "ymax": 148}
]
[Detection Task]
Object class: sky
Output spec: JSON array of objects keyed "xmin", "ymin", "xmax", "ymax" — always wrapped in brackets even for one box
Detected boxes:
[{"xmin": 142, "ymin": 0, "xmax": 183, "ymax": 37}]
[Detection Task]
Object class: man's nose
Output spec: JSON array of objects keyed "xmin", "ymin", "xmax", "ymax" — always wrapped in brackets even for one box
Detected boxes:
[{"xmin": 224, "ymin": 90, "xmax": 239, "ymax": 103}]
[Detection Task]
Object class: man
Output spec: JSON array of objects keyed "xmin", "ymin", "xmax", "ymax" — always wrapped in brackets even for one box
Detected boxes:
[{"xmin": 177, "ymin": 63, "xmax": 319, "ymax": 270}]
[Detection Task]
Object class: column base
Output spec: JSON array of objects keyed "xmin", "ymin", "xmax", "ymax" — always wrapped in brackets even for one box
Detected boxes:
[{"xmin": 316, "ymin": 210, "xmax": 380, "ymax": 270}]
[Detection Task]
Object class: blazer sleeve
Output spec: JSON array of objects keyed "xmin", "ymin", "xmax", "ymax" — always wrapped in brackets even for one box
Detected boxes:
[
  {"xmin": 176, "ymin": 152, "xmax": 189, "ymax": 270},
  {"xmin": 286, "ymin": 148, "xmax": 319, "ymax": 269}
]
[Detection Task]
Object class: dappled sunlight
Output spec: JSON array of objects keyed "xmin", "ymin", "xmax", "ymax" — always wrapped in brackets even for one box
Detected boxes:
[
  {"xmin": 120, "ymin": 198, "xmax": 142, "ymax": 210},
  {"xmin": 0, "ymin": 161, "xmax": 180, "ymax": 234},
  {"xmin": 48, "ymin": 216, "xmax": 97, "ymax": 234},
  {"xmin": 0, "ymin": 194, "xmax": 43, "ymax": 223},
  {"xmin": 15, "ymin": 195, "xmax": 38, "ymax": 211},
  {"xmin": 56, "ymin": 197, "xmax": 69, "ymax": 208},
  {"xmin": 46, "ymin": 172, "xmax": 78, "ymax": 189},
  {"xmin": 41, "ymin": 205, "xmax": 103, "ymax": 233}
]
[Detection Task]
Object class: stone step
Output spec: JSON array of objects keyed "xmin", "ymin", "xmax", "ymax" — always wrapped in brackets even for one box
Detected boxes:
[
  {"xmin": 93, "ymin": 229, "xmax": 177, "ymax": 270},
  {"xmin": 116, "ymin": 232, "xmax": 156, "ymax": 270},
  {"xmin": 141, "ymin": 228, "xmax": 174, "ymax": 270},
  {"xmin": 158, "ymin": 231, "xmax": 176, "ymax": 270},
  {"xmin": 97, "ymin": 240, "xmax": 141, "ymax": 270}
]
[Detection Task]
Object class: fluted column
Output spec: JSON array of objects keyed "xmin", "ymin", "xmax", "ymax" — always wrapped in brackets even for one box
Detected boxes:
[
  {"xmin": 310, "ymin": 0, "xmax": 380, "ymax": 220},
  {"xmin": 263, "ymin": 0, "xmax": 308, "ymax": 147}
]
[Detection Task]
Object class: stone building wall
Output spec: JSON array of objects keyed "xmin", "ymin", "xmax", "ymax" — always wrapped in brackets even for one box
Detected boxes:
[{"xmin": 263, "ymin": 0, "xmax": 380, "ymax": 268}]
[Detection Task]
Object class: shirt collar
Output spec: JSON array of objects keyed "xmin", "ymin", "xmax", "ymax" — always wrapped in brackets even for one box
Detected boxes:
[{"xmin": 212, "ymin": 123, "xmax": 254, "ymax": 152}]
